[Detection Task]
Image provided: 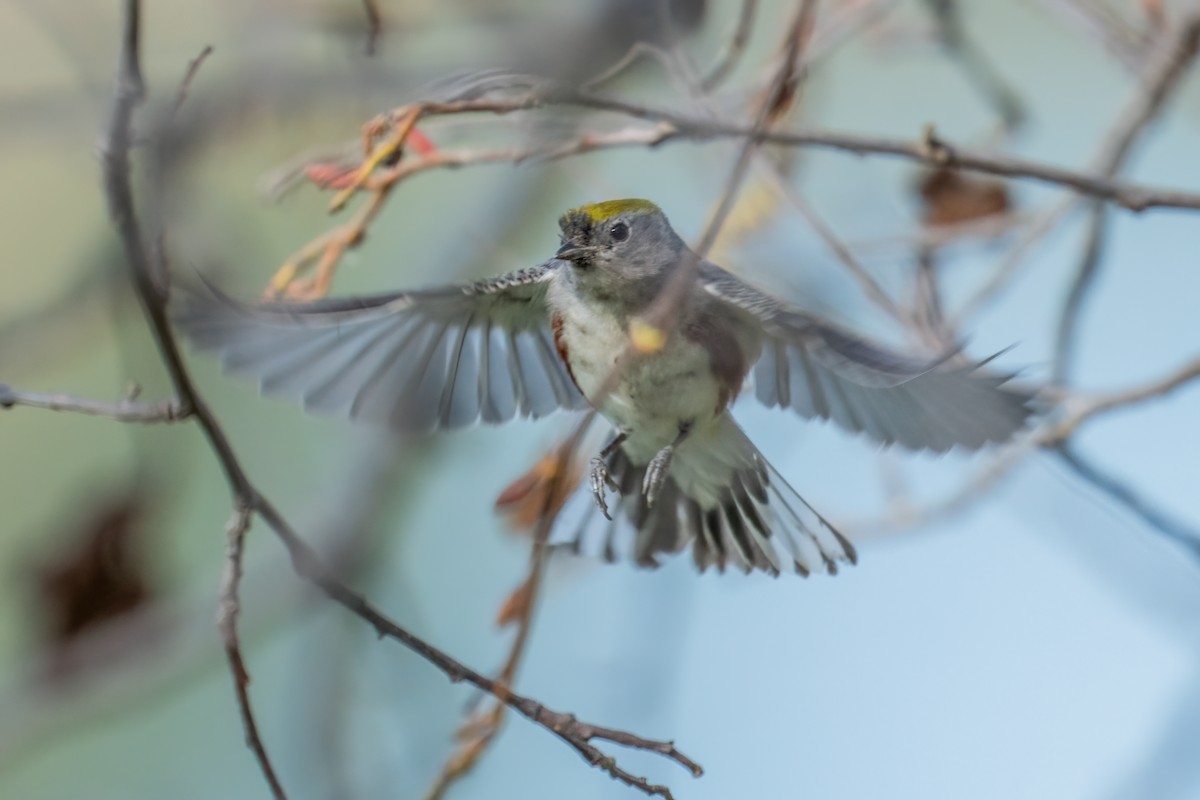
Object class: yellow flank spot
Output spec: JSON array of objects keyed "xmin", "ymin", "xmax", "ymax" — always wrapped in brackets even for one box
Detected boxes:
[
  {"xmin": 629, "ymin": 317, "xmax": 667, "ymax": 353},
  {"xmin": 572, "ymin": 198, "xmax": 659, "ymax": 223}
]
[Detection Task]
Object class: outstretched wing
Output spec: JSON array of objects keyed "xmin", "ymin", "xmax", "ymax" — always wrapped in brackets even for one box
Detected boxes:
[
  {"xmin": 698, "ymin": 263, "xmax": 1034, "ymax": 452},
  {"xmin": 173, "ymin": 263, "xmax": 586, "ymax": 432}
]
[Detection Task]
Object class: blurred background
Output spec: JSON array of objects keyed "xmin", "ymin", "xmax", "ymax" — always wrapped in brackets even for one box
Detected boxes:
[{"xmin": 2, "ymin": 0, "xmax": 1199, "ymax": 798}]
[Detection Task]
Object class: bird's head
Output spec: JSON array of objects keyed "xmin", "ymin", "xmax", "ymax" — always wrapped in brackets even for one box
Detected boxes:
[{"xmin": 554, "ymin": 199, "xmax": 685, "ymax": 286}]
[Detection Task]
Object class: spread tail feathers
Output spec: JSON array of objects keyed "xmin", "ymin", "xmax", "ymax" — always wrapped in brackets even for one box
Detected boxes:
[{"xmin": 554, "ymin": 415, "xmax": 856, "ymax": 576}]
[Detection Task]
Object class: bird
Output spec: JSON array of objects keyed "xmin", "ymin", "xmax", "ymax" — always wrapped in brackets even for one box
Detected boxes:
[{"xmin": 173, "ymin": 199, "xmax": 1034, "ymax": 578}]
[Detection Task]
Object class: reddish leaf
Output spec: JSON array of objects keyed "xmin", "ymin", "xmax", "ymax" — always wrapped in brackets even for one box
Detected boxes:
[
  {"xmin": 304, "ymin": 162, "xmax": 362, "ymax": 190},
  {"xmin": 407, "ymin": 127, "xmax": 436, "ymax": 156}
]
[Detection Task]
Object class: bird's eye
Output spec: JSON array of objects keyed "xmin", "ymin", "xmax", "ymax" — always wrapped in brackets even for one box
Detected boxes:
[{"xmin": 609, "ymin": 221, "xmax": 630, "ymax": 242}]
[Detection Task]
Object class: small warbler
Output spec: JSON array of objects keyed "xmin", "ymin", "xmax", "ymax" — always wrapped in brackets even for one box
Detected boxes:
[{"xmin": 175, "ymin": 199, "xmax": 1033, "ymax": 577}]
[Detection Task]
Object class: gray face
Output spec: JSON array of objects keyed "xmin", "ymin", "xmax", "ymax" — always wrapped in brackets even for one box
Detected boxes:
[{"xmin": 555, "ymin": 207, "xmax": 687, "ymax": 298}]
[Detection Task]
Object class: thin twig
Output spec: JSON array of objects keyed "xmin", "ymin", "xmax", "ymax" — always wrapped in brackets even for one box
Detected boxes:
[
  {"xmin": 362, "ymin": 0, "xmax": 382, "ymax": 56},
  {"xmin": 950, "ymin": 195, "xmax": 1077, "ymax": 327},
  {"xmin": 1054, "ymin": 443, "xmax": 1200, "ymax": 556},
  {"xmin": 656, "ymin": 0, "xmax": 908, "ymax": 328},
  {"xmin": 0, "ymin": 384, "xmax": 191, "ymax": 422},
  {"xmin": 954, "ymin": 14, "xmax": 1199, "ymax": 335},
  {"xmin": 583, "ymin": 41, "xmax": 687, "ymax": 92},
  {"xmin": 642, "ymin": 0, "xmax": 817, "ymax": 337},
  {"xmin": 776, "ymin": 183, "xmax": 908, "ymax": 325},
  {"xmin": 853, "ymin": 354, "xmax": 1200, "ymax": 535},
  {"xmin": 170, "ymin": 44, "xmax": 213, "ymax": 121},
  {"xmin": 270, "ymin": 496, "xmax": 701, "ymax": 796},
  {"xmin": 924, "ymin": 0, "xmax": 1024, "ymax": 133},
  {"xmin": 1052, "ymin": 14, "xmax": 1200, "ymax": 384},
  {"xmin": 846, "ymin": 211, "xmax": 1027, "ymax": 255},
  {"xmin": 423, "ymin": 435, "xmax": 584, "ymax": 800},
  {"xmin": 701, "ymin": 2, "xmax": 813, "ymax": 258},
  {"xmin": 702, "ymin": 0, "xmax": 759, "ymax": 90},
  {"xmin": 1045, "ymin": 356, "xmax": 1200, "ymax": 441},
  {"xmin": 804, "ymin": 0, "xmax": 900, "ymax": 65},
  {"xmin": 911, "ymin": 245, "xmax": 950, "ymax": 348},
  {"xmin": 1036, "ymin": 0, "xmax": 1151, "ymax": 71},
  {"xmin": 217, "ymin": 506, "xmax": 286, "ymax": 800},
  {"xmin": 545, "ymin": 88, "xmax": 1200, "ymax": 211}
]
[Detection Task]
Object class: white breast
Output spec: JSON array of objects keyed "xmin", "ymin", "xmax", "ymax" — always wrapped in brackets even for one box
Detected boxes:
[{"xmin": 549, "ymin": 281, "xmax": 723, "ymax": 464}]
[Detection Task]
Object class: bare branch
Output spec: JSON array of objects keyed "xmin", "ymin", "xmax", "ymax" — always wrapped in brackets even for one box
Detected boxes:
[
  {"xmin": 541, "ymin": 88, "xmax": 1200, "ymax": 211},
  {"xmin": 1036, "ymin": 0, "xmax": 1152, "ymax": 71},
  {"xmin": 103, "ymin": 4, "xmax": 292, "ymax": 795},
  {"xmin": 170, "ymin": 44, "xmax": 213, "ymax": 121},
  {"xmin": 950, "ymin": 195, "xmax": 1076, "ymax": 328},
  {"xmin": 217, "ymin": 506, "xmax": 286, "ymax": 800},
  {"xmin": 0, "ymin": 384, "xmax": 191, "ymax": 423},
  {"xmin": 742, "ymin": 123, "xmax": 1200, "ymax": 213},
  {"xmin": 267, "ymin": 491, "xmax": 700, "ymax": 796},
  {"xmin": 582, "ymin": 41, "xmax": 683, "ymax": 92},
  {"xmin": 640, "ymin": 0, "xmax": 817, "ymax": 339},
  {"xmin": 1054, "ymin": 443, "xmax": 1200, "ymax": 556},
  {"xmin": 854, "ymin": 355, "xmax": 1200, "ymax": 535},
  {"xmin": 701, "ymin": 0, "xmax": 759, "ymax": 90},
  {"xmin": 1045, "ymin": 355, "xmax": 1200, "ymax": 442},
  {"xmin": 426, "ymin": 428, "xmax": 596, "ymax": 799},
  {"xmin": 564, "ymin": 90, "xmax": 1200, "ymax": 208},
  {"xmin": 925, "ymin": 0, "xmax": 1025, "ymax": 133},
  {"xmin": 776, "ymin": 184, "xmax": 908, "ymax": 326},
  {"xmin": 699, "ymin": 2, "xmax": 814, "ymax": 258},
  {"xmin": 362, "ymin": 0, "xmax": 382, "ymax": 56},
  {"xmin": 1052, "ymin": 14, "xmax": 1200, "ymax": 383}
]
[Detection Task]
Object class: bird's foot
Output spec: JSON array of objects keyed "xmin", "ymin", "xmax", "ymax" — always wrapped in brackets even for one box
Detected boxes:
[
  {"xmin": 642, "ymin": 445, "xmax": 675, "ymax": 508},
  {"xmin": 590, "ymin": 431, "xmax": 629, "ymax": 520},
  {"xmin": 589, "ymin": 455, "xmax": 617, "ymax": 520}
]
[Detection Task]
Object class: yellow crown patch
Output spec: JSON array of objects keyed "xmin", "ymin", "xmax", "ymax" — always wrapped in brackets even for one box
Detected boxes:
[{"xmin": 570, "ymin": 198, "xmax": 659, "ymax": 223}]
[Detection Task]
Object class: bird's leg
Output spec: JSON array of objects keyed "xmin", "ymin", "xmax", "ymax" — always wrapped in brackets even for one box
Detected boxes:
[
  {"xmin": 589, "ymin": 431, "xmax": 628, "ymax": 521},
  {"xmin": 642, "ymin": 422, "xmax": 692, "ymax": 508}
]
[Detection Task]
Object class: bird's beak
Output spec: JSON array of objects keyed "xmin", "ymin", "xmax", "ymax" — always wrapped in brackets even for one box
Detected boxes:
[{"xmin": 555, "ymin": 242, "xmax": 589, "ymax": 261}]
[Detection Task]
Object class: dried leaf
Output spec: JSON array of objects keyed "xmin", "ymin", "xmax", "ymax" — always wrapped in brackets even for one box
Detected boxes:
[
  {"xmin": 916, "ymin": 167, "xmax": 1010, "ymax": 227},
  {"xmin": 494, "ymin": 579, "xmax": 533, "ymax": 628},
  {"xmin": 33, "ymin": 488, "xmax": 156, "ymax": 679},
  {"xmin": 494, "ymin": 446, "xmax": 583, "ymax": 532}
]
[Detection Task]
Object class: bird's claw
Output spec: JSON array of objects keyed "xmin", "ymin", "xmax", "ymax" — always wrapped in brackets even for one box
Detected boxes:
[
  {"xmin": 589, "ymin": 455, "xmax": 615, "ymax": 520},
  {"xmin": 642, "ymin": 446, "xmax": 674, "ymax": 508}
]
